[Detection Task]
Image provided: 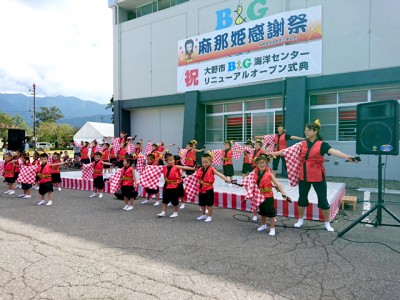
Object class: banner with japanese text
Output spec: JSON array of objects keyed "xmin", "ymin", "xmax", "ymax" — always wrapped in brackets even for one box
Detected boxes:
[
  {"xmin": 177, "ymin": 40, "xmax": 322, "ymax": 92},
  {"xmin": 178, "ymin": 6, "xmax": 321, "ymax": 66}
]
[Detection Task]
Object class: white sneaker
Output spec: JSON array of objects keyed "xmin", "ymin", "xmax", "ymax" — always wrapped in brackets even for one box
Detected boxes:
[
  {"xmin": 167, "ymin": 202, "xmax": 173, "ymax": 207},
  {"xmin": 157, "ymin": 211, "xmax": 166, "ymax": 217},
  {"xmin": 58, "ymin": 187, "xmax": 62, "ymax": 191},
  {"xmin": 46, "ymin": 201, "xmax": 53, "ymax": 206},
  {"xmin": 141, "ymin": 199, "xmax": 150, "ymax": 204},
  {"xmin": 294, "ymin": 218, "xmax": 304, "ymax": 228},
  {"xmin": 4, "ymin": 190, "xmax": 11, "ymax": 194},
  {"xmin": 126, "ymin": 206, "xmax": 133, "ymax": 211},
  {"xmin": 35, "ymin": 186, "xmax": 40, "ymax": 190},
  {"xmin": 38, "ymin": 200, "xmax": 46, "ymax": 205},
  {"xmin": 170, "ymin": 212, "xmax": 178, "ymax": 218},
  {"xmin": 324, "ymin": 222, "xmax": 334, "ymax": 232},
  {"xmin": 122, "ymin": 205, "xmax": 129, "ymax": 210},
  {"xmin": 153, "ymin": 201, "xmax": 160, "ymax": 206},
  {"xmin": 98, "ymin": 193, "xmax": 103, "ymax": 198},
  {"xmin": 257, "ymin": 224, "xmax": 267, "ymax": 232},
  {"xmin": 8, "ymin": 190, "xmax": 15, "ymax": 195},
  {"xmin": 18, "ymin": 194, "xmax": 25, "ymax": 198},
  {"xmin": 23, "ymin": 195, "xmax": 32, "ymax": 199},
  {"xmin": 252, "ymin": 215, "xmax": 258, "ymax": 222},
  {"xmin": 179, "ymin": 204, "xmax": 185, "ymax": 209},
  {"xmin": 205, "ymin": 216, "xmax": 212, "ymax": 223},
  {"xmin": 89, "ymin": 193, "xmax": 97, "ymax": 198},
  {"xmin": 197, "ymin": 215, "xmax": 207, "ymax": 221},
  {"xmin": 16, "ymin": 185, "xmax": 21, "ymax": 189},
  {"xmin": 269, "ymin": 228, "xmax": 276, "ymax": 236}
]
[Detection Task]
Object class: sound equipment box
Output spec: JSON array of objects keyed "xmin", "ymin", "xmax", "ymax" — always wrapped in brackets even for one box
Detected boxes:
[
  {"xmin": 356, "ymin": 100, "xmax": 399, "ymax": 155},
  {"xmin": 7, "ymin": 129, "xmax": 25, "ymax": 151}
]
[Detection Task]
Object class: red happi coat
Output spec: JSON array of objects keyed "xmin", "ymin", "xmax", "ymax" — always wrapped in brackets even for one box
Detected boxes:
[
  {"xmin": 163, "ymin": 165, "xmax": 181, "ymax": 189},
  {"xmin": 38, "ymin": 163, "xmax": 52, "ymax": 184},
  {"xmin": 243, "ymin": 150, "xmax": 252, "ymax": 164},
  {"xmin": 121, "ymin": 166, "xmax": 135, "ymax": 186},
  {"xmin": 102, "ymin": 149, "xmax": 110, "ymax": 161},
  {"xmin": 274, "ymin": 133, "xmax": 287, "ymax": 151},
  {"xmin": 92, "ymin": 161, "xmax": 104, "ymax": 178},
  {"xmin": 254, "ymin": 168, "xmax": 274, "ymax": 198},
  {"xmin": 222, "ymin": 149, "xmax": 233, "ymax": 166},
  {"xmin": 196, "ymin": 166, "xmax": 215, "ymax": 193},
  {"xmin": 299, "ymin": 140, "xmax": 325, "ymax": 182},
  {"xmin": 118, "ymin": 148, "xmax": 127, "ymax": 162},
  {"xmin": 50, "ymin": 159, "xmax": 61, "ymax": 174},
  {"xmin": 185, "ymin": 149, "xmax": 196, "ymax": 167},
  {"xmin": 81, "ymin": 147, "xmax": 89, "ymax": 160},
  {"xmin": 3, "ymin": 161, "xmax": 15, "ymax": 178}
]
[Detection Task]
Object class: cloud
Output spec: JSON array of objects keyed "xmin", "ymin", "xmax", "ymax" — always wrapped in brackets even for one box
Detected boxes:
[{"xmin": 0, "ymin": 1, "xmax": 113, "ymax": 103}]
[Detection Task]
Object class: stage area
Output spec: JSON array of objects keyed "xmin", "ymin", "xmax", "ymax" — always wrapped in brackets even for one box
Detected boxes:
[{"xmin": 61, "ymin": 171, "xmax": 345, "ymax": 221}]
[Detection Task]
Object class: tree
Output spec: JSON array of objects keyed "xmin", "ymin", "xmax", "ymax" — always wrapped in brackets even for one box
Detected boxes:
[
  {"xmin": 106, "ymin": 95, "xmax": 114, "ymax": 124},
  {"xmin": 37, "ymin": 122, "xmax": 76, "ymax": 148},
  {"xmin": 36, "ymin": 106, "xmax": 64, "ymax": 123},
  {"xmin": 0, "ymin": 113, "xmax": 14, "ymax": 144}
]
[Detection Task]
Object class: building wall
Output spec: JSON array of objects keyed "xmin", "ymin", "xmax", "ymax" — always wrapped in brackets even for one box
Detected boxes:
[
  {"xmin": 130, "ymin": 106, "xmax": 184, "ymax": 154},
  {"xmin": 114, "ymin": 0, "xmax": 400, "ymax": 99},
  {"xmin": 112, "ymin": 0, "xmax": 400, "ymax": 180}
]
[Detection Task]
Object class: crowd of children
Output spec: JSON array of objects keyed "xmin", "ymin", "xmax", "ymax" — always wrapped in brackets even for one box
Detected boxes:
[{"xmin": 2, "ymin": 124, "xmax": 357, "ymax": 235}]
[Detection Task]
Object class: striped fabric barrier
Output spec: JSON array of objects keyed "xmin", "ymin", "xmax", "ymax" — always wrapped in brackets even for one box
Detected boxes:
[{"xmin": 61, "ymin": 175, "xmax": 345, "ymax": 221}]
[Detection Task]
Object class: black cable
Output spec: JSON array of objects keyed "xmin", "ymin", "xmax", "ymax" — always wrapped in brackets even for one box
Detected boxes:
[{"xmin": 233, "ymin": 214, "xmax": 400, "ymax": 254}]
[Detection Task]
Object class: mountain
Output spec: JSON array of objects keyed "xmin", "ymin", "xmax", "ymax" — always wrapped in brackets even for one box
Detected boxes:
[{"xmin": 0, "ymin": 93, "xmax": 112, "ymax": 128}]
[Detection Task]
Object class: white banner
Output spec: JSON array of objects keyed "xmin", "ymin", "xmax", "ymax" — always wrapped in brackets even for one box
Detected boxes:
[{"xmin": 177, "ymin": 40, "xmax": 322, "ymax": 93}]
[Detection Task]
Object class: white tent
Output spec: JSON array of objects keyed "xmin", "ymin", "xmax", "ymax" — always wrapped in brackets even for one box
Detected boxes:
[{"xmin": 73, "ymin": 122, "xmax": 114, "ymax": 143}]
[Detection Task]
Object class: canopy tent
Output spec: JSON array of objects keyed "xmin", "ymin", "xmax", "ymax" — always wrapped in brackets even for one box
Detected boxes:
[{"xmin": 73, "ymin": 122, "xmax": 114, "ymax": 143}]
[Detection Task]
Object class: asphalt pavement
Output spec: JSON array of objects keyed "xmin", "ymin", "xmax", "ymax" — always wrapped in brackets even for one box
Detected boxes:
[{"xmin": 0, "ymin": 185, "xmax": 399, "ymax": 299}]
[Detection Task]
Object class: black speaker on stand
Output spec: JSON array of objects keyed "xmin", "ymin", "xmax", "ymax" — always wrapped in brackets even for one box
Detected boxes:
[
  {"xmin": 339, "ymin": 100, "xmax": 400, "ymax": 237},
  {"xmin": 7, "ymin": 129, "xmax": 25, "ymax": 151}
]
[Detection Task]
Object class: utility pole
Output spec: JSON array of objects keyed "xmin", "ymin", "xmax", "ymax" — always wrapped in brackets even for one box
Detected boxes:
[{"xmin": 32, "ymin": 83, "xmax": 36, "ymax": 144}]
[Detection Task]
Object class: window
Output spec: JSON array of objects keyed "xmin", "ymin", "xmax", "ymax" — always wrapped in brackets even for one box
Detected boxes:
[
  {"xmin": 310, "ymin": 108, "xmax": 336, "ymax": 140},
  {"xmin": 309, "ymin": 86, "xmax": 400, "ymax": 141},
  {"xmin": 371, "ymin": 87, "xmax": 400, "ymax": 102},
  {"xmin": 122, "ymin": 0, "xmax": 189, "ymax": 21},
  {"xmin": 205, "ymin": 97, "xmax": 282, "ymax": 143},
  {"xmin": 206, "ymin": 116, "xmax": 223, "ymax": 142}
]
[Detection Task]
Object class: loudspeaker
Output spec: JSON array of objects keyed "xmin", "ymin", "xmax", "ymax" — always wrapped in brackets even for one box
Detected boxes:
[
  {"xmin": 356, "ymin": 100, "xmax": 399, "ymax": 155},
  {"xmin": 8, "ymin": 129, "xmax": 25, "ymax": 151}
]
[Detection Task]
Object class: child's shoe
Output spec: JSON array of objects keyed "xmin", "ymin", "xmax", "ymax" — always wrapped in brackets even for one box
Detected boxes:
[
  {"xmin": 98, "ymin": 193, "xmax": 103, "ymax": 198},
  {"xmin": 122, "ymin": 205, "xmax": 129, "ymax": 210},
  {"xmin": 38, "ymin": 200, "xmax": 46, "ymax": 205},
  {"xmin": 89, "ymin": 193, "xmax": 97, "ymax": 198},
  {"xmin": 197, "ymin": 215, "xmax": 206, "ymax": 221},
  {"xmin": 126, "ymin": 206, "xmax": 133, "ymax": 211},
  {"xmin": 167, "ymin": 202, "xmax": 173, "ymax": 207},
  {"xmin": 8, "ymin": 190, "xmax": 15, "ymax": 195},
  {"xmin": 205, "ymin": 216, "xmax": 212, "ymax": 223},
  {"xmin": 179, "ymin": 203, "xmax": 185, "ymax": 209},
  {"xmin": 257, "ymin": 224, "xmax": 267, "ymax": 232},
  {"xmin": 157, "ymin": 211, "xmax": 166, "ymax": 217},
  {"xmin": 58, "ymin": 187, "xmax": 62, "ymax": 191},
  {"xmin": 294, "ymin": 218, "xmax": 304, "ymax": 228},
  {"xmin": 269, "ymin": 228, "xmax": 276, "ymax": 236},
  {"xmin": 141, "ymin": 199, "xmax": 150, "ymax": 204},
  {"xmin": 23, "ymin": 195, "xmax": 32, "ymax": 199},
  {"xmin": 46, "ymin": 201, "xmax": 53, "ymax": 206},
  {"xmin": 252, "ymin": 215, "xmax": 258, "ymax": 222},
  {"xmin": 18, "ymin": 194, "xmax": 25, "ymax": 198},
  {"xmin": 324, "ymin": 222, "xmax": 334, "ymax": 232},
  {"xmin": 170, "ymin": 212, "xmax": 178, "ymax": 218},
  {"xmin": 153, "ymin": 201, "xmax": 160, "ymax": 206}
]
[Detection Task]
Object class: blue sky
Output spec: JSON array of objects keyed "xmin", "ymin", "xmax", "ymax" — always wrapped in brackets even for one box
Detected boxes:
[{"xmin": 0, "ymin": 0, "xmax": 113, "ymax": 104}]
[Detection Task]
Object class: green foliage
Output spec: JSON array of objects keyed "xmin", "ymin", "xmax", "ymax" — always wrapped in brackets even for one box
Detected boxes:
[
  {"xmin": 0, "ymin": 112, "xmax": 31, "ymax": 143},
  {"xmin": 36, "ymin": 106, "xmax": 64, "ymax": 123},
  {"xmin": 37, "ymin": 122, "xmax": 76, "ymax": 147}
]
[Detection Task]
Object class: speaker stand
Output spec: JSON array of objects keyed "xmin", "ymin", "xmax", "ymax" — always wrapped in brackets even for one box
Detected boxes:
[{"xmin": 338, "ymin": 154, "xmax": 400, "ymax": 237}]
